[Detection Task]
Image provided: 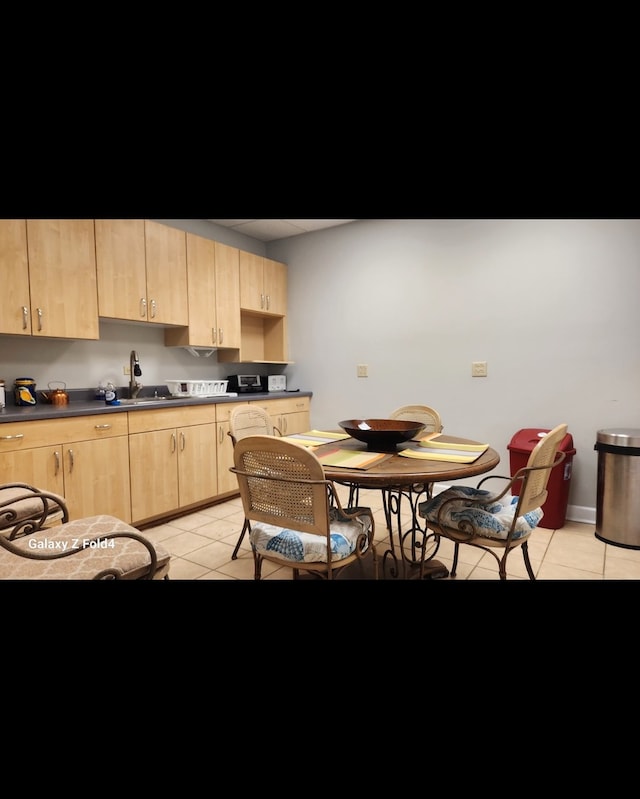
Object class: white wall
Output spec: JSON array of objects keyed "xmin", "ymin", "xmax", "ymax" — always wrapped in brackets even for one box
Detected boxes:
[{"xmin": 267, "ymin": 219, "xmax": 640, "ymax": 518}]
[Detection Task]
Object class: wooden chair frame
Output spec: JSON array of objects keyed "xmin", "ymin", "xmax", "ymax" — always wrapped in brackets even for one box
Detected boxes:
[
  {"xmin": 230, "ymin": 435, "xmax": 377, "ymax": 580},
  {"xmin": 420, "ymin": 423, "xmax": 568, "ymax": 580}
]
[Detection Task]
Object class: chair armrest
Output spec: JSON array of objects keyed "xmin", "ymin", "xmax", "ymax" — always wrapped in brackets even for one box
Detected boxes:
[
  {"xmin": 0, "ymin": 485, "xmax": 70, "ymax": 540},
  {"xmin": 327, "ymin": 481, "xmax": 375, "ymax": 528}
]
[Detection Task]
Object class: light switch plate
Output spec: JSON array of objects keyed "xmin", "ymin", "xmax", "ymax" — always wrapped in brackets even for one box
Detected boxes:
[{"xmin": 472, "ymin": 361, "xmax": 487, "ymax": 377}]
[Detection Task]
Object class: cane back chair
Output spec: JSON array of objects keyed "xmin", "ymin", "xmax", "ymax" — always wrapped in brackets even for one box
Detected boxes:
[
  {"xmin": 228, "ymin": 405, "xmax": 281, "ymax": 560},
  {"xmin": 231, "ymin": 435, "xmax": 377, "ymax": 580},
  {"xmin": 419, "ymin": 423, "xmax": 568, "ymax": 580}
]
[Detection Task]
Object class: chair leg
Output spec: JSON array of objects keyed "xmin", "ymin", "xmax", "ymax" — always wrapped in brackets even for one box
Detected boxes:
[
  {"xmin": 521, "ymin": 541, "xmax": 536, "ymax": 580},
  {"xmin": 451, "ymin": 542, "xmax": 459, "ymax": 577},
  {"xmin": 348, "ymin": 484, "xmax": 360, "ymax": 508},
  {"xmin": 232, "ymin": 518, "xmax": 250, "ymax": 560}
]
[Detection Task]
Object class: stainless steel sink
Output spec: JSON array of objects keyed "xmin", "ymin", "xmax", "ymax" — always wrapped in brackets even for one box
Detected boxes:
[{"xmin": 117, "ymin": 396, "xmax": 178, "ymax": 406}]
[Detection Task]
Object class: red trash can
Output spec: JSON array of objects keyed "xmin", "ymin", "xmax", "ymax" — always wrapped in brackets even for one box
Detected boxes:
[{"xmin": 507, "ymin": 428, "xmax": 576, "ymax": 529}]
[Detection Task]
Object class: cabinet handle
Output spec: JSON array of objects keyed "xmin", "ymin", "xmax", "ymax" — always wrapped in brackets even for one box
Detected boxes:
[
  {"xmin": 171, "ymin": 432, "xmax": 176, "ymax": 453},
  {"xmin": 150, "ymin": 299, "xmax": 157, "ymax": 318},
  {"xmin": 140, "ymin": 298, "xmax": 147, "ymax": 318},
  {"xmin": 218, "ymin": 328, "xmax": 223, "ymax": 345},
  {"xmin": 54, "ymin": 450, "xmax": 60, "ymax": 475},
  {"xmin": 68, "ymin": 449, "xmax": 74, "ymax": 472},
  {"xmin": 37, "ymin": 307, "xmax": 43, "ymax": 331},
  {"xmin": 261, "ymin": 293, "xmax": 265, "ymax": 309},
  {"xmin": 180, "ymin": 431, "xmax": 186, "ymax": 451},
  {"xmin": 0, "ymin": 433, "xmax": 24, "ymax": 441},
  {"xmin": 22, "ymin": 306, "xmax": 29, "ymax": 330},
  {"xmin": 266, "ymin": 294, "xmax": 270, "ymax": 310},
  {"xmin": 212, "ymin": 327, "xmax": 216, "ymax": 345},
  {"xmin": 95, "ymin": 424, "xmax": 112, "ymax": 430}
]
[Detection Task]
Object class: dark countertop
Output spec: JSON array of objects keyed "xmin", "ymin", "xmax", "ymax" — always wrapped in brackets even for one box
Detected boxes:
[{"xmin": 0, "ymin": 390, "xmax": 313, "ymax": 424}]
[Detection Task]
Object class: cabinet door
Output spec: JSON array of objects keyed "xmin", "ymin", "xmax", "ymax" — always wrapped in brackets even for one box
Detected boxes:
[
  {"xmin": 279, "ymin": 410, "xmax": 311, "ymax": 436},
  {"xmin": 177, "ymin": 422, "xmax": 217, "ymax": 508},
  {"xmin": 26, "ymin": 219, "xmax": 99, "ymax": 339},
  {"xmin": 144, "ymin": 220, "xmax": 188, "ymax": 325},
  {"xmin": 239, "ymin": 250, "xmax": 265, "ymax": 312},
  {"xmin": 184, "ymin": 232, "xmax": 217, "ymax": 346},
  {"xmin": 95, "ymin": 219, "xmax": 147, "ymax": 322},
  {"xmin": 129, "ymin": 429, "xmax": 179, "ymax": 522},
  {"xmin": 216, "ymin": 420, "xmax": 239, "ymax": 495},
  {"xmin": 263, "ymin": 257, "xmax": 287, "ymax": 315},
  {"xmin": 0, "ymin": 446, "xmax": 65, "ymax": 497},
  {"xmin": 63, "ymin": 437, "xmax": 132, "ymax": 522},
  {"xmin": 0, "ymin": 219, "xmax": 31, "ymax": 335},
  {"xmin": 214, "ymin": 241, "xmax": 241, "ymax": 348}
]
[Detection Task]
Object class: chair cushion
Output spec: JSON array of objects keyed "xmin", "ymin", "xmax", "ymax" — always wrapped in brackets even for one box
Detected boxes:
[
  {"xmin": 419, "ymin": 486, "xmax": 543, "ymax": 541},
  {"xmin": 250, "ymin": 508, "xmax": 372, "ymax": 563},
  {"xmin": 0, "ymin": 515, "xmax": 170, "ymax": 580}
]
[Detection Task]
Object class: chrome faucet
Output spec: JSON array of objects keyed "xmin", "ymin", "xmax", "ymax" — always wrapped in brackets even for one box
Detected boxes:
[{"xmin": 130, "ymin": 350, "xmax": 143, "ymax": 398}]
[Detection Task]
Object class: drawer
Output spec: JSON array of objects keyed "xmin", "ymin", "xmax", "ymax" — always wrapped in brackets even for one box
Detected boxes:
[
  {"xmin": 127, "ymin": 404, "xmax": 216, "ymax": 434},
  {"xmin": 254, "ymin": 396, "xmax": 310, "ymax": 416},
  {"xmin": 0, "ymin": 414, "xmax": 129, "ymax": 451}
]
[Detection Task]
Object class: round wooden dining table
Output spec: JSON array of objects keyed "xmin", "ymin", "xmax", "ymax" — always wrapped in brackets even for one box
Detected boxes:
[{"xmin": 314, "ymin": 434, "xmax": 500, "ymax": 580}]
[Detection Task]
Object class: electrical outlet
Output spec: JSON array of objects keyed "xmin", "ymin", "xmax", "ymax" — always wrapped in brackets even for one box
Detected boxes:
[
  {"xmin": 357, "ymin": 364, "xmax": 368, "ymax": 378},
  {"xmin": 123, "ymin": 365, "xmax": 131, "ymax": 376},
  {"xmin": 472, "ymin": 361, "xmax": 487, "ymax": 377}
]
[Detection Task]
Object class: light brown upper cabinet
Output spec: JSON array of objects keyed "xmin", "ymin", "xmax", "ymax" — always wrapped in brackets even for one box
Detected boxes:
[
  {"xmin": 164, "ymin": 234, "xmax": 241, "ymax": 350},
  {"xmin": 23, "ymin": 219, "xmax": 100, "ymax": 340},
  {"xmin": 0, "ymin": 219, "xmax": 32, "ymax": 335},
  {"xmin": 239, "ymin": 252, "xmax": 287, "ymax": 315},
  {"xmin": 95, "ymin": 219, "xmax": 188, "ymax": 325}
]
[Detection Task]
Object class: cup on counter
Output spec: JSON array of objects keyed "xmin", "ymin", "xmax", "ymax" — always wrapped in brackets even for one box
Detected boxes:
[{"xmin": 14, "ymin": 378, "xmax": 37, "ymax": 406}]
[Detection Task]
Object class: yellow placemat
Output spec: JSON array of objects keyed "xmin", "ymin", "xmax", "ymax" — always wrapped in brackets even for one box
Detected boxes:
[
  {"xmin": 317, "ymin": 449, "xmax": 391, "ymax": 470},
  {"xmin": 280, "ymin": 431, "xmax": 351, "ymax": 448},
  {"xmin": 400, "ymin": 442, "xmax": 489, "ymax": 463},
  {"xmin": 418, "ymin": 437, "xmax": 488, "ymax": 453}
]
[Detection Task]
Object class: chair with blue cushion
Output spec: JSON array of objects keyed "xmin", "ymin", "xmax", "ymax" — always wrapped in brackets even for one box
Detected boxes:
[
  {"xmin": 228, "ymin": 405, "xmax": 281, "ymax": 560},
  {"xmin": 230, "ymin": 434, "xmax": 378, "ymax": 580},
  {"xmin": 418, "ymin": 423, "xmax": 568, "ymax": 580}
]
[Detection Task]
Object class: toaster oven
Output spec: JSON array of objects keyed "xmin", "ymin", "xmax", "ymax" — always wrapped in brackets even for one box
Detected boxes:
[{"xmin": 227, "ymin": 374, "xmax": 263, "ymax": 393}]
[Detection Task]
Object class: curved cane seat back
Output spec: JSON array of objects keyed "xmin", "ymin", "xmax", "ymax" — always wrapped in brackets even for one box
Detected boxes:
[
  {"xmin": 230, "ymin": 435, "xmax": 377, "ymax": 580},
  {"xmin": 228, "ymin": 405, "xmax": 279, "ymax": 445},
  {"xmin": 419, "ymin": 423, "xmax": 568, "ymax": 580},
  {"xmin": 390, "ymin": 405, "xmax": 443, "ymax": 434},
  {"xmin": 228, "ymin": 405, "xmax": 280, "ymax": 560}
]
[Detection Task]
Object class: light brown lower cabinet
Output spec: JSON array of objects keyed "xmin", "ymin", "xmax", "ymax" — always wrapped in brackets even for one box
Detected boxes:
[
  {"xmin": 253, "ymin": 396, "xmax": 310, "ymax": 436},
  {"xmin": 128, "ymin": 406, "xmax": 217, "ymax": 524},
  {"xmin": 0, "ymin": 415, "xmax": 131, "ymax": 522},
  {"xmin": 215, "ymin": 401, "xmax": 248, "ymax": 497},
  {"xmin": 0, "ymin": 396, "xmax": 311, "ymax": 527}
]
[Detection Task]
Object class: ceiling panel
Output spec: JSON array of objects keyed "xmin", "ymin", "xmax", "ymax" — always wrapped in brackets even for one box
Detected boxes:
[{"xmin": 207, "ymin": 219, "xmax": 358, "ymax": 242}]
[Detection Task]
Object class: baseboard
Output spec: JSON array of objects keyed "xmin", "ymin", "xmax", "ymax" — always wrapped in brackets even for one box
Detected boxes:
[
  {"xmin": 566, "ymin": 504, "xmax": 595, "ymax": 525},
  {"xmin": 432, "ymin": 483, "xmax": 596, "ymax": 527}
]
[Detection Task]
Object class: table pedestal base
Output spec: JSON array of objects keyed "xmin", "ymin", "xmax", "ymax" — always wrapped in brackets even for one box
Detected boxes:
[{"xmin": 298, "ymin": 556, "xmax": 449, "ymax": 580}]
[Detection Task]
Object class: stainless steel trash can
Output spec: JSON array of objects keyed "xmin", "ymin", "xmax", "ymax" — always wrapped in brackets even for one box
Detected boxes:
[{"xmin": 594, "ymin": 428, "xmax": 640, "ymax": 548}]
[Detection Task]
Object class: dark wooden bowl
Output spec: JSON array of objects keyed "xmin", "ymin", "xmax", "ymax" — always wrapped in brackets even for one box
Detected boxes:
[{"xmin": 339, "ymin": 419, "xmax": 426, "ymax": 451}]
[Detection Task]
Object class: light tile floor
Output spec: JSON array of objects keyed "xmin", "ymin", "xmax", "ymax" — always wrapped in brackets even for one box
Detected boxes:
[{"xmin": 140, "ymin": 485, "xmax": 640, "ymax": 580}]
